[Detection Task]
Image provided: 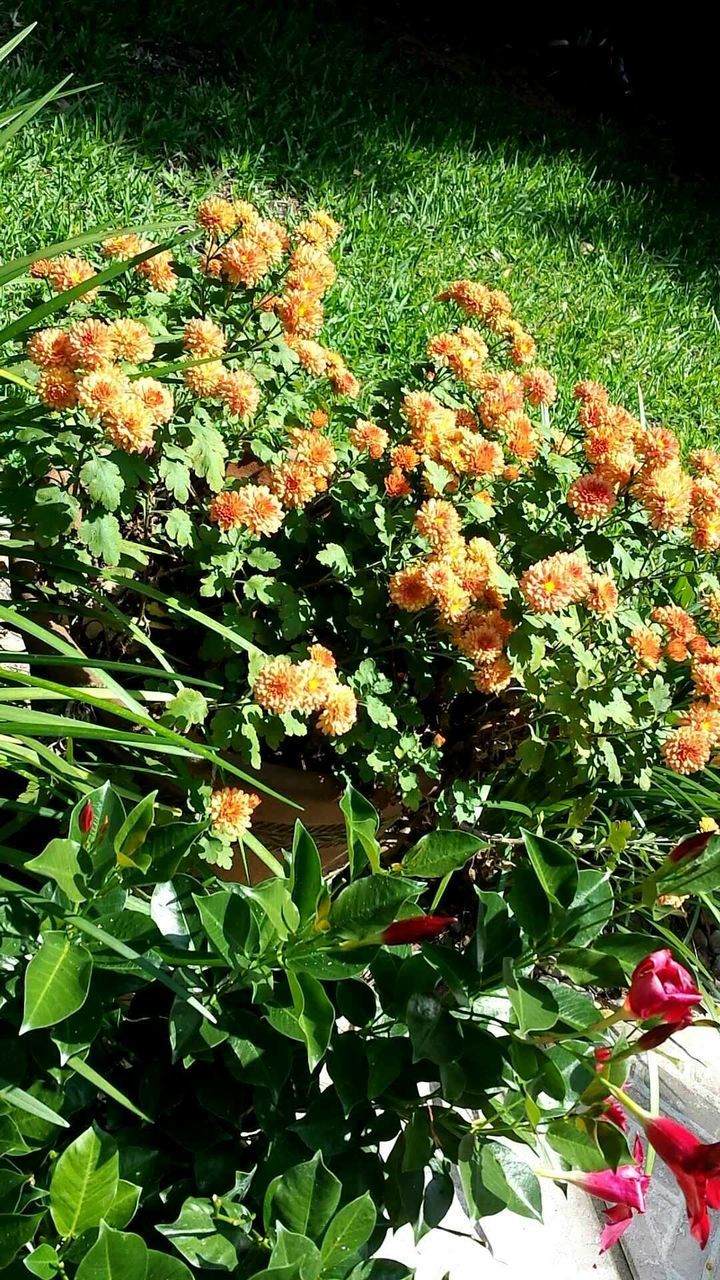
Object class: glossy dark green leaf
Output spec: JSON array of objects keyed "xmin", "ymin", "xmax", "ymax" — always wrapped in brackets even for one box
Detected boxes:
[
  {"xmin": 406, "ymin": 993, "xmax": 462, "ymax": 1065},
  {"xmin": 331, "ymin": 876, "xmax": 419, "ymax": 938},
  {"xmin": 114, "ymin": 792, "xmax": 157, "ymax": 869},
  {"xmin": 479, "ymin": 1142, "xmax": 542, "ymax": 1221},
  {"xmin": 289, "ymin": 823, "xmax": 323, "ymax": 925},
  {"xmin": 321, "ymin": 1193, "xmax": 377, "ymax": 1267},
  {"xmin": 402, "ymin": 830, "xmax": 483, "ymax": 878},
  {"xmin": 105, "ymin": 1181, "xmax": 141, "ymax": 1230},
  {"xmin": 156, "ymin": 1198, "xmax": 238, "ymax": 1270},
  {"xmin": 271, "ymin": 1225, "xmax": 321, "ymax": 1280},
  {"xmin": 264, "ymin": 1153, "xmax": 341, "ymax": 1240},
  {"xmin": 546, "ymin": 1118, "xmax": 608, "ymax": 1172},
  {"xmin": 521, "ymin": 829, "xmax": 577, "ymax": 908},
  {"xmin": 505, "ymin": 968, "xmax": 559, "ymax": 1035},
  {"xmin": 49, "ymin": 1125, "xmax": 119, "ymax": 1237},
  {"xmin": 69, "ymin": 783, "xmax": 125, "ymax": 866},
  {"xmin": 21, "ymin": 932, "xmax": 93, "ymax": 1032},
  {"xmin": 194, "ymin": 890, "xmax": 258, "ymax": 965},
  {"xmin": 339, "ymin": 784, "xmax": 380, "ymax": 877},
  {"xmin": 75, "ymin": 1224, "xmax": 147, "ymax": 1280},
  {"xmin": 25, "ymin": 839, "xmax": 87, "ymax": 903},
  {"xmin": 287, "ymin": 970, "xmax": 334, "ymax": 1071},
  {"xmin": 0, "ymin": 1213, "xmax": 44, "ymax": 1268},
  {"xmin": 555, "ymin": 948, "xmax": 625, "ymax": 988},
  {"xmin": 557, "ymin": 871, "xmax": 613, "ymax": 947},
  {"xmin": 145, "ymin": 1251, "xmax": 193, "ymax": 1280}
]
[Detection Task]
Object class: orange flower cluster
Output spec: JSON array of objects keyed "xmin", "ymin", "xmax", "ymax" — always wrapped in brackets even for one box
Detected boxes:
[
  {"xmin": 393, "ymin": 389, "xmax": 505, "ymax": 491},
  {"xmin": 427, "ymin": 326, "xmax": 489, "ymax": 388},
  {"xmin": 251, "ymin": 647, "xmax": 358, "ymax": 736},
  {"xmin": 258, "ymin": 425, "xmax": 337, "ymax": 511},
  {"xmin": 27, "ymin": 317, "xmax": 172, "ymax": 453},
  {"xmin": 208, "ymin": 786, "xmax": 261, "ymax": 840},
  {"xmin": 101, "ymin": 234, "xmax": 177, "ymax": 292},
  {"xmin": 436, "ymin": 280, "xmax": 537, "ymax": 366},
  {"xmin": 571, "ymin": 381, "xmax": 720, "ymax": 545},
  {"xmin": 208, "ymin": 485, "xmax": 284, "ymax": 537},
  {"xmin": 519, "ymin": 551, "xmax": 592, "ymax": 614}
]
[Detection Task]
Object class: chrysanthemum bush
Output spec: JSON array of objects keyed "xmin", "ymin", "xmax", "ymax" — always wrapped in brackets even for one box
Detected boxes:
[
  {"xmin": 2, "ymin": 783, "xmax": 720, "ymax": 1274},
  {"xmin": 5, "ymin": 194, "xmax": 720, "ymax": 836}
]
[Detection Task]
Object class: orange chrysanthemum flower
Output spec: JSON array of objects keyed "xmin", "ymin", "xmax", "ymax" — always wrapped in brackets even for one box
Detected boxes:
[
  {"xmin": 586, "ymin": 573, "xmax": 619, "ymax": 616},
  {"xmin": 276, "ymin": 289, "xmax": 324, "ymax": 338},
  {"xmin": 252, "ymin": 656, "xmax": 306, "ymax": 715},
  {"xmin": 183, "ymin": 318, "xmax": 227, "ymax": 359},
  {"xmin": 519, "ymin": 552, "xmax": 592, "ymax": 613},
  {"xmin": 134, "ymin": 377, "xmax": 174, "ymax": 425},
  {"xmin": 288, "ymin": 337, "xmax": 328, "ymax": 377},
  {"xmin": 691, "ymin": 449, "xmax": 720, "ymax": 483},
  {"xmin": 217, "ymin": 236, "xmax": 271, "ymax": 288},
  {"xmin": 317, "ymin": 685, "xmax": 358, "ymax": 736},
  {"xmin": 310, "ymin": 409, "xmax": 329, "ymax": 429},
  {"xmin": 102, "ymin": 233, "xmax": 143, "ymax": 259},
  {"xmin": 503, "ymin": 464, "xmax": 521, "ymax": 481},
  {"xmin": 66, "ymin": 319, "xmax": 115, "ymax": 372},
  {"xmin": 472, "ymin": 655, "xmax": 513, "ymax": 693},
  {"xmin": 308, "ymin": 644, "xmax": 336, "ymax": 670},
  {"xmin": 287, "ymin": 428, "xmax": 336, "ymax": 478},
  {"xmin": 77, "ymin": 369, "xmax": 131, "ymax": 419},
  {"xmin": 107, "ymin": 318, "xmax": 154, "ymax": 364},
  {"xmin": 454, "ymin": 609, "xmax": 512, "ymax": 664},
  {"xmin": 217, "ymin": 369, "xmax": 261, "ymax": 419},
  {"xmin": 103, "ymin": 395, "xmax": 156, "ymax": 453},
  {"xmin": 287, "ymin": 244, "xmax": 337, "ymax": 295},
  {"xmin": 295, "ymin": 659, "xmax": 337, "ymax": 712},
  {"xmin": 26, "ymin": 327, "xmax": 73, "ymax": 369},
  {"xmin": 692, "ymin": 660, "xmax": 720, "ymax": 705},
  {"xmin": 46, "ymin": 256, "xmax": 97, "ymax": 295},
  {"xmin": 691, "ymin": 515, "xmax": 720, "ymax": 552},
  {"xmin": 423, "ymin": 560, "xmax": 471, "ymax": 622},
  {"xmin": 29, "ymin": 258, "xmax": 52, "ymax": 278},
  {"xmin": 197, "ymin": 196, "xmax": 239, "ymax": 237},
  {"xmin": 269, "ymin": 460, "xmax": 319, "ymax": 509},
  {"xmin": 324, "ymin": 353, "xmax": 359, "ymax": 397},
  {"xmin": 208, "ymin": 490, "xmax": 245, "ymax": 532},
  {"xmin": 477, "ymin": 372, "xmax": 525, "ymax": 429},
  {"xmin": 36, "ymin": 367, "xmax": 79, "ymax": 410},
  {"xmin": 295, "ymin": 210, "xmax": 342, "ymax": 249},
  {"xmin": 391, "ymin": 444, "xmax": 420, "ymax": 471},
  {"xmin": 627, "ymin": 626, "xmax": 663, "ymax": 671},
  {"xmin": 678, "ymin": 701, "xmax": 720, "ymax": 744},
  {"xmin": 574, "ymin": 380, "xmax": 609, "ymax": 406},
  {"xmin": 636, "ymin": 464, "xmax": 692, "ymax": 531},
  {"xmin": 662, "ymin": 727, "xmax": 713, "ymax": 775},
  {"xmin": 652, "ymin": 605, "xmax": 697, "ymax": 642},
  {"xmin": 567, "ymin": 472, "xmax": 617, "ymax": 520},
  {"xmin": 136, "ymin": 244, "xmax": 177, "ymax": 293},
  {"xmin": 389, "ymin": 564, "xmax": 434, "ymax": 612},
  {"xmin": 636, "ymin": 425, "xmax": 681, "ymax": 467},
  {"xmin": 183, "ymin": 361, "xmax": 225, "ymax": 397},
  {"xmin": 461, "ymin": 435, "xmax": 504, "ymax": 476},
  {"xmin": 522, "ymin": 367, "xmax": 557, "ymax": 407},
  {"xmin": 234, "ymin": 485, "xmax": 284, "ymax": 537},
  {"xmin": 208, "ymin": 786, "xmax": 261, "ymax": 839},
  {"xmin": 703, "ymin": 591, "xmax": 720, "ymax": 625},
  {"xmin": 349, "ymin": 420, "xmax": 389, "ymax": 459},
  {"xmin": 385, "ymin": 468, "xmax": 413, "ymax": 498},
  {"xmin": 415, "ymin": 498, "xmax": 462, "ymax": 550}
]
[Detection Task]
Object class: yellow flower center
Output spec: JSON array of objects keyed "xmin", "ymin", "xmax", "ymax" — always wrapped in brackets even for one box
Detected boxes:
[{"xmin": 543, "ymin": 579, "xmax": 557, "ymax": 594}]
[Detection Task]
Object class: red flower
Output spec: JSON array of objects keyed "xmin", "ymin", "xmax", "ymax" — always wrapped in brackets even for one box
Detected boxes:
[
  {"xmin": 626, "ymin": 949, "xmax": 702, "ymax": 1024},
  {"xmin": 669, "ymin": 830, "xmax": 713, "ymax": 863},
  {"xmin": 646, "ymin": 1116, "xmax": 720, "ymax": 1247},
  {"xmin": 79, "ymin": 800, "xmax": 94, "ymax": 836},
  {"xmin": 380, "ymin": 915, "xmax": 457, "ymax": 945},
  {"xmin": 541, "ymin": 1136, "xmax": 648, "ymax": 1253}
]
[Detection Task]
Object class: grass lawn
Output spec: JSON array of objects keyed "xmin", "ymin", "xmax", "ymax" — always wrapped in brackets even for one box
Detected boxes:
[{"xmin": 3, "ymin": 3, "xmax": 720, "ymax": 441}]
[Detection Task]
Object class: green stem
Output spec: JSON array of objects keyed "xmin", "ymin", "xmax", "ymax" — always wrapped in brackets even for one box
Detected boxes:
[{"xmin": 604, "ymin": 1081, "xmax": 653, "ymax": 1125}]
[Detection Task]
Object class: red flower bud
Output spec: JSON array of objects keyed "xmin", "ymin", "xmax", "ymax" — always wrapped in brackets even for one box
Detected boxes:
[
  {"xmin": 626, "ymin": 948, "xmax": 702, "ymax": 1024},
  {"xmin": 380, "ymin": 915, "xmax": 457, "ymax": 945},
  {"xmin": 79, "ymin": 800, "xmax": 94, "ymax": 836},
  {"xmin": 669, "ymin": 831, "xmax": 713, "ymax": 863}
]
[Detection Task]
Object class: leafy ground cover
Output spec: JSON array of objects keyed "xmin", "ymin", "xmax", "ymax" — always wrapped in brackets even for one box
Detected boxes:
[{"xmin": 2, "ymin": 3, "xmax": 720, "ymax": 441}]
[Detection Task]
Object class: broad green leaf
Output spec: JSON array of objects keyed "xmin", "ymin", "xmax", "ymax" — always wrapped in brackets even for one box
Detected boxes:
[
  {"xmin": 79, "ymin": 458, "xmax": 124, "ymax": 512},
  {"xmin": 156, "ymin": 1197, "xmax": 237, "ymax": 1270},
  {"xmin": 114, "ymin": 793, "xmax": 157, "ymax": 867},
  {"xmin": 145, "ymin": 1251, "xmax": 193, "ymax": 1280},
  {"xmin": 406, "ymin": 993, "xmax": 461, "ymax": 1065},
  {"xmin": 290, "ymin": 823, "xmax": 323, "ymax": 924},
  {"xmin": 402, "ymin": 830, "xmax": 483, "ymax": 878},
  {"xmin": 505, "ymin": 966, "xmax": 559, "ymax": 1035},
  {"xmin": 331, "ymin": 876, "xmax": 419, "ymax": 938},
  {"xmin": 0, "ymin": 1213, "xmax": 44, "ymax": 1268},
  {"xmin": 78, "ymin": 514, "xmax": 123, "ymax": 567},
  {"xmin": 264, "ymin": 1153, "xmax": 341, "ymax": 1240},
  {"xmin": 271, "ymin": 1225, "xmax": 321, "ymax": 1280},
  {"xmin": 478, "ymin": 1143, "xmax": 542, "ymax": 1221},
  {"xmin": 21, "ymin": 932, "xmax": 93, "ymax": 1032},
  {"xmin": 69, "ymin": 783, "xmax": 126, "ymax": 865},
  {"xmin": 194, "ymin": 890, "xmax": 258, "ymax": 965},
  {"xmin": 25, "ymin": 839, "xmax": 87, "ymax": 903},
  {"xmin": 105, "ymin": 1180, "xmax": 142, "ymax": 1229},
  {"xmin": 75, "ymin": 1224, "xmax": 147, "ymax": 1280},
  {"xmin": 165, "ymin": 509, "xmax": 194, "ymax": 548},
  {"xmin": 23, "ymin": 1242, "xmax": 61, "ymax": 1279},
  {"xmin": 49, "ymin": 1124, "xmax": 119, "ymax": 1237},
  {"xmin": 594, "ymin": 933, "xmax": 658, "ymax": 976},
  {"xmin": 321, "ymin": 1194, "xmax": 377, "ymax": 1267},
  {"xmin": 339, "ymin": 784, "xmax": 380, "ymax": 876},
  {"xmin": 521, "ymin": 829, "xmax": 577, "ymax": 908},
  {"xmin": 287, "ymin": 971, "xmax": 334, "ymax": 1071},
  {"xmin": 555, "ymin": 948, "xmax": 625, "ymax": 988},
  {"xmin": 557, "ymin": 870, "xmax": 613, "ymax": 946},
  {"xmin": 653, "ymin": 833, "xmax": 720, "ymax": 897},
  {"xmin": 546, "ymin": 1119, "xmax": 608, "ymax": 1172}
]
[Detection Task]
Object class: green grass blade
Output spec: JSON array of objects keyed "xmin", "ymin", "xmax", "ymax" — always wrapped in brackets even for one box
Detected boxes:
[
  {"xmin": 65, "ymin": 1055, "xmax": 151, "ymax": 1122},
  {"xmin": 0, "ymin": 221, "xmax": 179, "ymax": 286},
  {"xmin": 0, "ymin": 1078, "xmax": 69, "ymax": 1127},
  {"xmin": 0, "ymin": 22, "xmax": 36, "ymax": 64},
  {"xmin": 0, "ymin": 74, "xmax": 73, "ymax": 151}
]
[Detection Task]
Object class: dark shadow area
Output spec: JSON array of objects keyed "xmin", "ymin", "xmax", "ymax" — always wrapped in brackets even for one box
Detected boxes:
[{"xmin": 5, "ymin": 1, "xmax": 720, "ymax": 333}]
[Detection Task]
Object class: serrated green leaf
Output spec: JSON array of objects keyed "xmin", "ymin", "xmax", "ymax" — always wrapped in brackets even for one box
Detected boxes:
[
  {"xmin": 78, "ymin": 514, "xmax": 122, "ymax": 566},
  {"xmin": 79, "ymin": 458, "xmax": 124, "ymax": 512}
]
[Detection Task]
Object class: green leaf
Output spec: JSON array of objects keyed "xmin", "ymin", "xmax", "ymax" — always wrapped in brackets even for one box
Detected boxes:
[
  {"xmin": 555, "ymin": 948, "xmax": 625, "ymax": 988},
  {"xmin": 479, "ymin": 1143, "xmax": 542, "ymax": 1221},
  {"xmin": 654, "ymin": 833, "xmax": 720, "ymax": 897},
  {"xmin": 317, "ymin": 543, "xmax": 351, "ymax": 578},
  {"xmin": 79, "ymin": 458, "xmax": 124, "ymax": 512},
  {"xmin": 402, "ymin": 830, "xmax": 483, "ymax": 878},
  {"xmin": 406, "ymin": 993, "xmax": 461, "ymax": 1065},
  {"xmin": 165, "ymin": 509, "xmax": 194, "ymax": 548},
  {"xmin": 21, "ymin": 931, "xmax": 93, "ymax": 1032},
  {"xmin": 25, "ymin": 838, "xmax": 87, "ymax": 903},
  {"xmin": 287, "ymin": 971, "xmax": 334, "ymax": 1071},
  {"xmin": 69, "ymin": 783, "xmax": 125, "ymax": 865},
  {"xmin": 505, "ymin": 967, "xmax": 559, "ymax": 1035},
  {"xmin": 23, "ymin": 1242, "xmax": 62, "ymax": 1279},
  {"xmin": 145, "ymin": 1251, "xmax": 193, "ymax": 1280},
  {"xmin": 156, "ymin": 1198, "xmax": 237, "ymax": 1270},
  {"xmin": 339, "ymin": 784, "xmax": 380, "ymax": 876},
  {"xmin": 75, "ymin": 1224, "xmax": 147, "ymax": 1280},
  {"xmin": 114, "ymin": 792, "xmax": 157, "ymax": 866},
  {"xmin": 105, "ymin": 1181, "xmax": 141, "ymax": 1230},
  {"xmin": 150, "ymin": 881, "xmax": 195, "ymax": 949},
  {"xmin": 78, "ymin": 514, "xmax": 123, "ymax": 567},
  {"xmin": 159, "ymin": 457, "xmax": 191, "ymax": 503},
  {"xmin": 0, "ymin": 1213, "xmax": 44, "ymax": 1268},
  {"xmin": 321, "ymin": 1194, "xmax": 377, "ymax": 1267},
  {"xmin": 264, "ymin": 1153, "xmax": 341, "ymax": 1241},
  {"xmin": 331, "ymin": 876, "xmax": 419, "ymax": 938},
  {"xmin": 521, "ymin": 830, "xmax": 578, "ymax": 908},
  {"xmin": 594, "ymin": 933, "xmax": 658, "ymax": 976},
  {"xmin": 365, "ymin": 695, "xmax": 397, "ymax": 729},
  {"xmin": 516, "ymin": 736, "xmax": 546, "ymax": 774},
  {"xmin": 49, "ymin": 1124, "xmax": 119, "ymax": 1237},
  {"xmin": 271, "ymin": 1226, "xmax": 321, "ymax": 1280},
  {"xmin": 290, "ymin": 824, "xmax": 323, "ymax": 925},
  {"xmin": 0, "ymin": 1080, "xmax": 68, "ymax": 1128},
  {"xmin": 546, "ymin": 1119, "xmax": 607, "ymax": 1172},
  {"xmin": 194, "ymin": 890, "xmax": 258, "ymax": 965},
  {"xmin": 166, "ymin": 687, "xmax": 209, "ymax": 728},
  {"xmin": 186, "ymin": 420, "xmax": 227, "ymax": 492},
  {"xmin": 557, "ymin": 871, "xmax": 614, "ymax": 946}
]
